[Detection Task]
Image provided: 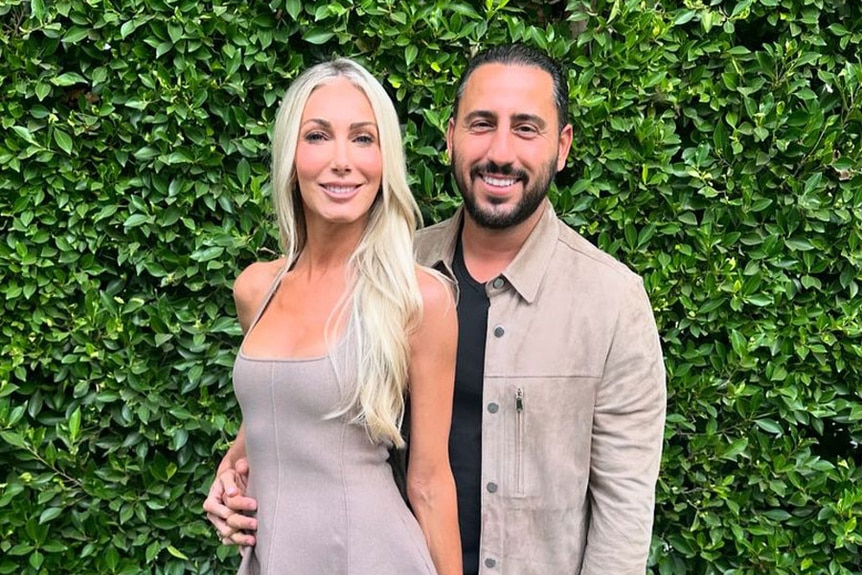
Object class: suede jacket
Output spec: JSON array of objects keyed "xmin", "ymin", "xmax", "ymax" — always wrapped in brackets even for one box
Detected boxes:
[{"xmin": 414, "ymin": 203, "xmax": 666, "ymax": 575}]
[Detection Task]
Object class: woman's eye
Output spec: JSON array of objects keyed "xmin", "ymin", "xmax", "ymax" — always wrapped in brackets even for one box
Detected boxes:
[
  {"xmin": 304, "ymin": 131, "xmax": 327, "ymax": 142},
  {"xmin": 355, "ymin": 134, "xmax": 375, "ymax": 144}
]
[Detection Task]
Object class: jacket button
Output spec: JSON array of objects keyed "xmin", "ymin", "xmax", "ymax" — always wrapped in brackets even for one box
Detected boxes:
[
  {"xmin": 493, "ymin": 325, "xmax": 504, "ymax": 337},
  {"xmin": 486, "ymin": 482, "xmax": 498, "ymax": 493},
  {"xmin": 485, "ymin": 558, "xmax": 497, "ymax": 568},
  {"xmin": 491, "ymin": 277, "xmax": 505, "ymax": 289},
  {"xmin": 487, "ymin": 402, "xmax": 499, "ymax": 413}
]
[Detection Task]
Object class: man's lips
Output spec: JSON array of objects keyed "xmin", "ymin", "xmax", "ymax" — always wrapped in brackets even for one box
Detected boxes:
[
  {"xmin": 470, "ymin": 163, "xmax": 528, "ymax": 190},
  {"xmin": 481, "ymin": 174, "xmax": 519, "ymax": 188}
]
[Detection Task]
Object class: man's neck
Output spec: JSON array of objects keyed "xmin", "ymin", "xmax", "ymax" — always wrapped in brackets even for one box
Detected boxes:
[{"xmin": 459, "ymin": 202, "xmax": 546, "ymax": 283}]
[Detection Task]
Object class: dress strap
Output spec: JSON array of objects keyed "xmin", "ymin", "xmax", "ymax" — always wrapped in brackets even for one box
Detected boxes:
[{"xmin": 245, "ymin": 259, "xmax": 292, "ymax": 335}]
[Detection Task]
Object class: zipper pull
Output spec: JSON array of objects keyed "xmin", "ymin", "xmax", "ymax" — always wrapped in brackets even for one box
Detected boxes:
[{"xmin": 515, "ymin": 388, "xmax": 523, "ymax": 412}]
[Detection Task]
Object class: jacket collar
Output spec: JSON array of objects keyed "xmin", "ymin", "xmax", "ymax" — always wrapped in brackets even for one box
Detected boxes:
[{"xmin": 422, "ymin": 200, "xmax": 559, "ymax": 304}]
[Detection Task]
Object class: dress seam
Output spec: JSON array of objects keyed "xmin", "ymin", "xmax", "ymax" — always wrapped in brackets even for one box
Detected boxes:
[
  {"xmin": 263, "ymin": 362, "xmax": 282, "ymax": 571},
  {"xmin": 340, "ymin": 419, "xmax": 350, "ymax": 574}
]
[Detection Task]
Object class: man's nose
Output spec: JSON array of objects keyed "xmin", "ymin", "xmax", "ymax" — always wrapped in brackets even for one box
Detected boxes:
[{"xmin": 486, "ymin": 128, "xmax": 516, "ymax": 166}]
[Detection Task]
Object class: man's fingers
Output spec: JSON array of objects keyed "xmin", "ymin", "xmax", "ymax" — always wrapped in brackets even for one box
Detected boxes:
[
  {"xmin": 226, "ymin": 511, "xmax": 258, "ymax": 533},
  {"xmin": 221, "ymin": 470, "xmax": 240, "ymax": 498},
  {"xmin": 224, "ymin": 493, "xmax": 257, "ymax": 513},
  {"xmin": 206, "ymin": 512, "xmax": 231, "ymax": 535},
  {"xmin": 228, "ymin": 530, "xmax": 256, "ymax": 547},
  {"xmin": 203, "ymin": 466, "xmax": 256, "ymax": 548}
]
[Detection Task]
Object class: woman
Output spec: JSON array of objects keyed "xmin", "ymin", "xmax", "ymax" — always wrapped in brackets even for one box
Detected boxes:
[{"xmin": 220, "ymin": 59, "xmax": 461, "ymax": 574}]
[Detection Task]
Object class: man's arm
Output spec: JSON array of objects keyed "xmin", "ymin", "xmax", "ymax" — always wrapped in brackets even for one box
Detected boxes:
[
  {"xmin": 203, "ymin": 425, "xmax": 259, "ymax": 546},
  {"xmin": 580, "ymin": 279, "xmax": 667, "ymax": 574}
]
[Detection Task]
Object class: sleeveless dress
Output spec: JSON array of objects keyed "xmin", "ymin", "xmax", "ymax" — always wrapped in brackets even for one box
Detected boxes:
[{"xmin": 233, "ymin": 267, "xmax": 437, "ymax": 575}]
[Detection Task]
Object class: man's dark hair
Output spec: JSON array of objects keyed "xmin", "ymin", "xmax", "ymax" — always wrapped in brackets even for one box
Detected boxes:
[{"xmin": 452, "ymin": 43, "xmax": 569, "ymax": 131}]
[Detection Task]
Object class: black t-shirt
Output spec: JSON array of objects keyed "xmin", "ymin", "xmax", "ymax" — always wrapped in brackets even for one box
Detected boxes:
[{"xmin": 450, "ymin": 237, "xmax": 489, "ymax": 575}]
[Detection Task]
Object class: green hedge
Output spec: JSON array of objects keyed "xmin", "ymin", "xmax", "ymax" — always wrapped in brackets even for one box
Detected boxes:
[{"xmin": 1, "ymin": 0, "xmax": 860, "ymax": 573}]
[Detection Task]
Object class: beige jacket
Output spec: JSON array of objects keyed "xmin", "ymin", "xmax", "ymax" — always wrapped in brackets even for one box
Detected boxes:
[{"xmin": 415, "ymin": 203, "xmax": 666, "ymax": 575}]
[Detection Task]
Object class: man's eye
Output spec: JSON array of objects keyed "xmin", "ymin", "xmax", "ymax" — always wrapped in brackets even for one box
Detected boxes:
[
  {"xmin": 515, "ymin": 125, "xmax": 539, "ymax": 135},
  {"xmin": 471, "ymin": 121, "xmax": 493, "ymax": 130}
]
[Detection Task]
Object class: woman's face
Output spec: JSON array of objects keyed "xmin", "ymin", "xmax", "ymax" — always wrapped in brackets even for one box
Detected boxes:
[{"xmin": 294, "ymin": 77, "xmax": 383, "ymax": 230}]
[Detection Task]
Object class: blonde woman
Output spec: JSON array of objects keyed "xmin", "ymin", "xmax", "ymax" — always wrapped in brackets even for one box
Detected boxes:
[{"xmin": 212, "ymin": 59, "xmax": 461, "ymax": 574}]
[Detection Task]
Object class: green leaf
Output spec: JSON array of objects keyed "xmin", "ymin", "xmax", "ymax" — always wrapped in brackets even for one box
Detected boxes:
[
  {"xmin": 745, "ymin": 294, "xmax": 772, "ymax": 306},
  {"xmin": 38, "ymin": 507, "xmax": 64, "ymax": 524},
  {"xmin": 30, "ymin": 0, "xmax": 46, "ymax": 21},
  {"xmin": 762, "ymin": 509, "xmax": 792, "ymax": 521},
  {"xmin": 237, "ymin": 158, "xmax": 251, "ymax": 186},
  {"xmin": 68, "ymin": 407, "xmax": 81, "ymax": 442},
  {"xmin": 134, "ymin": 146, "xmax": 160, "ymax": 160},
  {"xmin": 190, "ymin": 246, "xmax": 224, "ymax": 262},
  {"xmin": 785, "ymin": 238, "xmax": 814, "ymax": 251},
  {"xmin": 123, "ymin": 214, "xmax": 151, "ymax": 228},
  {"xmin": 29, "ymin": 551, "xmax": 43, "ymax": 570},
  {"xmin": 13, "ymin": 126, "xmax": 37, "ymax": 145},
  {"xmin": 678, "ymin": 212, "xmax": 698, "ymax": 226},
  {"xmin": 405, "ymin": 45, "xmax": 418, "ymax": 67},
  {"xmin": 730, "ymin": 0, "xmax": 752, "ymax": 19},
  {"xmin": 674, "ymin": 10, "xmax": 696, "ymax": 25},
  {"xmin": 302, "ymin": 30, "xmax": 334, "ymax": 45},
  {"xmin": 0, "ymin": 431, "xmax": 25, "ymax": 448},
  {"xmin": 754, "ymin": 418, "xmax": 782, "ymax": 435},
  {"xmin": 35, "ymin": 82, "xmax": 51, "ymax": 100},
  {"xmin": 285, "ymin": 0, "xmax": 302, "ymax": 19},
  {"xmin": 53, "ymin": 129, "xmax": 73, "ymax": 154},
  {"xmin": 62, "ymin": 27, "xmax": 89, "ymax": 44},
  {"xmin": 120, "ymin": 19, "xmax": 141, "ymax": 39},
  {"xmin": 722, "ymin": 437, "xmax": 749, "ymax": 461},
  {"xmin": 51, "ymin": 73, "xmax": 87, "ymax": 87},
  {"xmin": 166, "ymin": 545, "xmax": 189, "ymax": 560}
]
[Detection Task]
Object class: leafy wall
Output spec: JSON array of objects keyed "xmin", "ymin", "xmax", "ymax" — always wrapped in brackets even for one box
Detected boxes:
[{"xmin": 1, "ymin": 0, "xmax": 860, "ymax": 573}]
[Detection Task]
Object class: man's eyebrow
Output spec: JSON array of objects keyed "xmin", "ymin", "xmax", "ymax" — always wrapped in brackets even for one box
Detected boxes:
[
  {"xmin": 463, "ymin": 110, "xmax": 547, "ymax": 130},
  {"xmin": 463, "ymin": 110, "xmax": 497, "ymax": 123},
  {"xmin": 512, "ymin": 113, "xmax": 547, "ymax": 130}
]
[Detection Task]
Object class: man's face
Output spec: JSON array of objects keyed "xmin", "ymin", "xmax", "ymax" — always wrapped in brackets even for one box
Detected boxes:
[{"xmin": 447, "ymin": 63, "xmax": 572, "ymax": 230}]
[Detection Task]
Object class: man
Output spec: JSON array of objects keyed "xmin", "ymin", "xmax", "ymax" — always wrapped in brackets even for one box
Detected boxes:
[{"xmin": 205, "ymin": 44, "xmax": 666, "ymax": 574}]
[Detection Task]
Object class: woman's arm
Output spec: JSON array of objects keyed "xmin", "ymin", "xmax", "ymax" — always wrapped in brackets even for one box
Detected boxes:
[
  {"xmin": 406, "ymin": 268, "xmax": 462, "ymax": 575},
  {"xmin": 203, "ymin": 260, "xmax": 284, "ymax": 545}
]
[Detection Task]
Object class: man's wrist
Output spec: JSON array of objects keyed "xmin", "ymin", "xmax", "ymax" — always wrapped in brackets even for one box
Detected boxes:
[{"xmin": 216, "ymin": 456, "xmax": 236, "ymax": 478}]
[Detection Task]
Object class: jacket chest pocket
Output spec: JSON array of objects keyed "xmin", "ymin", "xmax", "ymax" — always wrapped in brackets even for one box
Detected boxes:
[
  {"xmin": 513, "ymin": 387, "xmax": 526, "ymax": 495},
  {"xmin": 503, "ymin": 377, "xmax": 598, "ymax": 505}
]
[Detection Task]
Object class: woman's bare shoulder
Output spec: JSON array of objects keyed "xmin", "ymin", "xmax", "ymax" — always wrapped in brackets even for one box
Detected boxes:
[
  {"xmin": 234, "ymin": 258, "xmax": 286, "ymax": 330},
  {"xmin": 414, "ymin": 265, "xmax": 455, "ymax": 317}
]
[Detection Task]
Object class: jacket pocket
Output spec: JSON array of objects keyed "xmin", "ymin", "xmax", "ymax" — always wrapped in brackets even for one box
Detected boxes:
[{"xmin": 514, "ymin": 386, "xmax": 525, "ymax": 496}]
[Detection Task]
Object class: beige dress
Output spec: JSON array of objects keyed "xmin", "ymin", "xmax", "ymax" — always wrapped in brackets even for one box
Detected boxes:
[{"xmin": 233, "ymin": 271, "xmax": 436, "ymax": 574}]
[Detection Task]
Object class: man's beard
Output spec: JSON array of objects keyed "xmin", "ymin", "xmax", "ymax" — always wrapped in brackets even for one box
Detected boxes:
[{"xmin": 452, "ymin": 152, "xmax": 557, "ymax": 230}]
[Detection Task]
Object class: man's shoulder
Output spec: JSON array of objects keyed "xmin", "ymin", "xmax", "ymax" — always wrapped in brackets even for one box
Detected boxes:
[
  {"xmin": 415, "ymin": 215, "xmax": 458, "ymax": 261},
  {"xmin": 553, "ymin": 218, "xmax": 642, "ymax": 288},
  {"xmin": 416, "ymin": 216, "xmax": 457, "ymax": 242}
]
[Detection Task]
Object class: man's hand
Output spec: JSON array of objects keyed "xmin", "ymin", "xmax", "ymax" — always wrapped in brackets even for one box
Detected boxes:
[{"xmin": 203, "ymin": 458, "xmax": 258, "ymax": 547}]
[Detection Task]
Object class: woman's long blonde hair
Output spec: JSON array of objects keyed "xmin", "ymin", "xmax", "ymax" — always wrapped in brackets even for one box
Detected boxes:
[{"xmin": 270, "ymin": 58, "xmax": 422, "ymax": 447}]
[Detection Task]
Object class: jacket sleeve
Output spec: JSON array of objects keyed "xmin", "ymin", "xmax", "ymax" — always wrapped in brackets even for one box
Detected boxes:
[{"xmin": 580, "ymin": 277, "xmax": 666, "ymax": 574}]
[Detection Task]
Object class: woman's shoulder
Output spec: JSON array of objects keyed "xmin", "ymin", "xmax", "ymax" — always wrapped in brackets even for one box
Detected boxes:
[
  {"xmin": 234, "ymin": 259, "xmax": 285, "ymax": 298},
  {"xmin": 233, "ymin": 258, "xmax": 287, "ymax": 327},
  {"xmin": 414, "ymin": 265, "xmax": 455, "ymax": 316}
]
